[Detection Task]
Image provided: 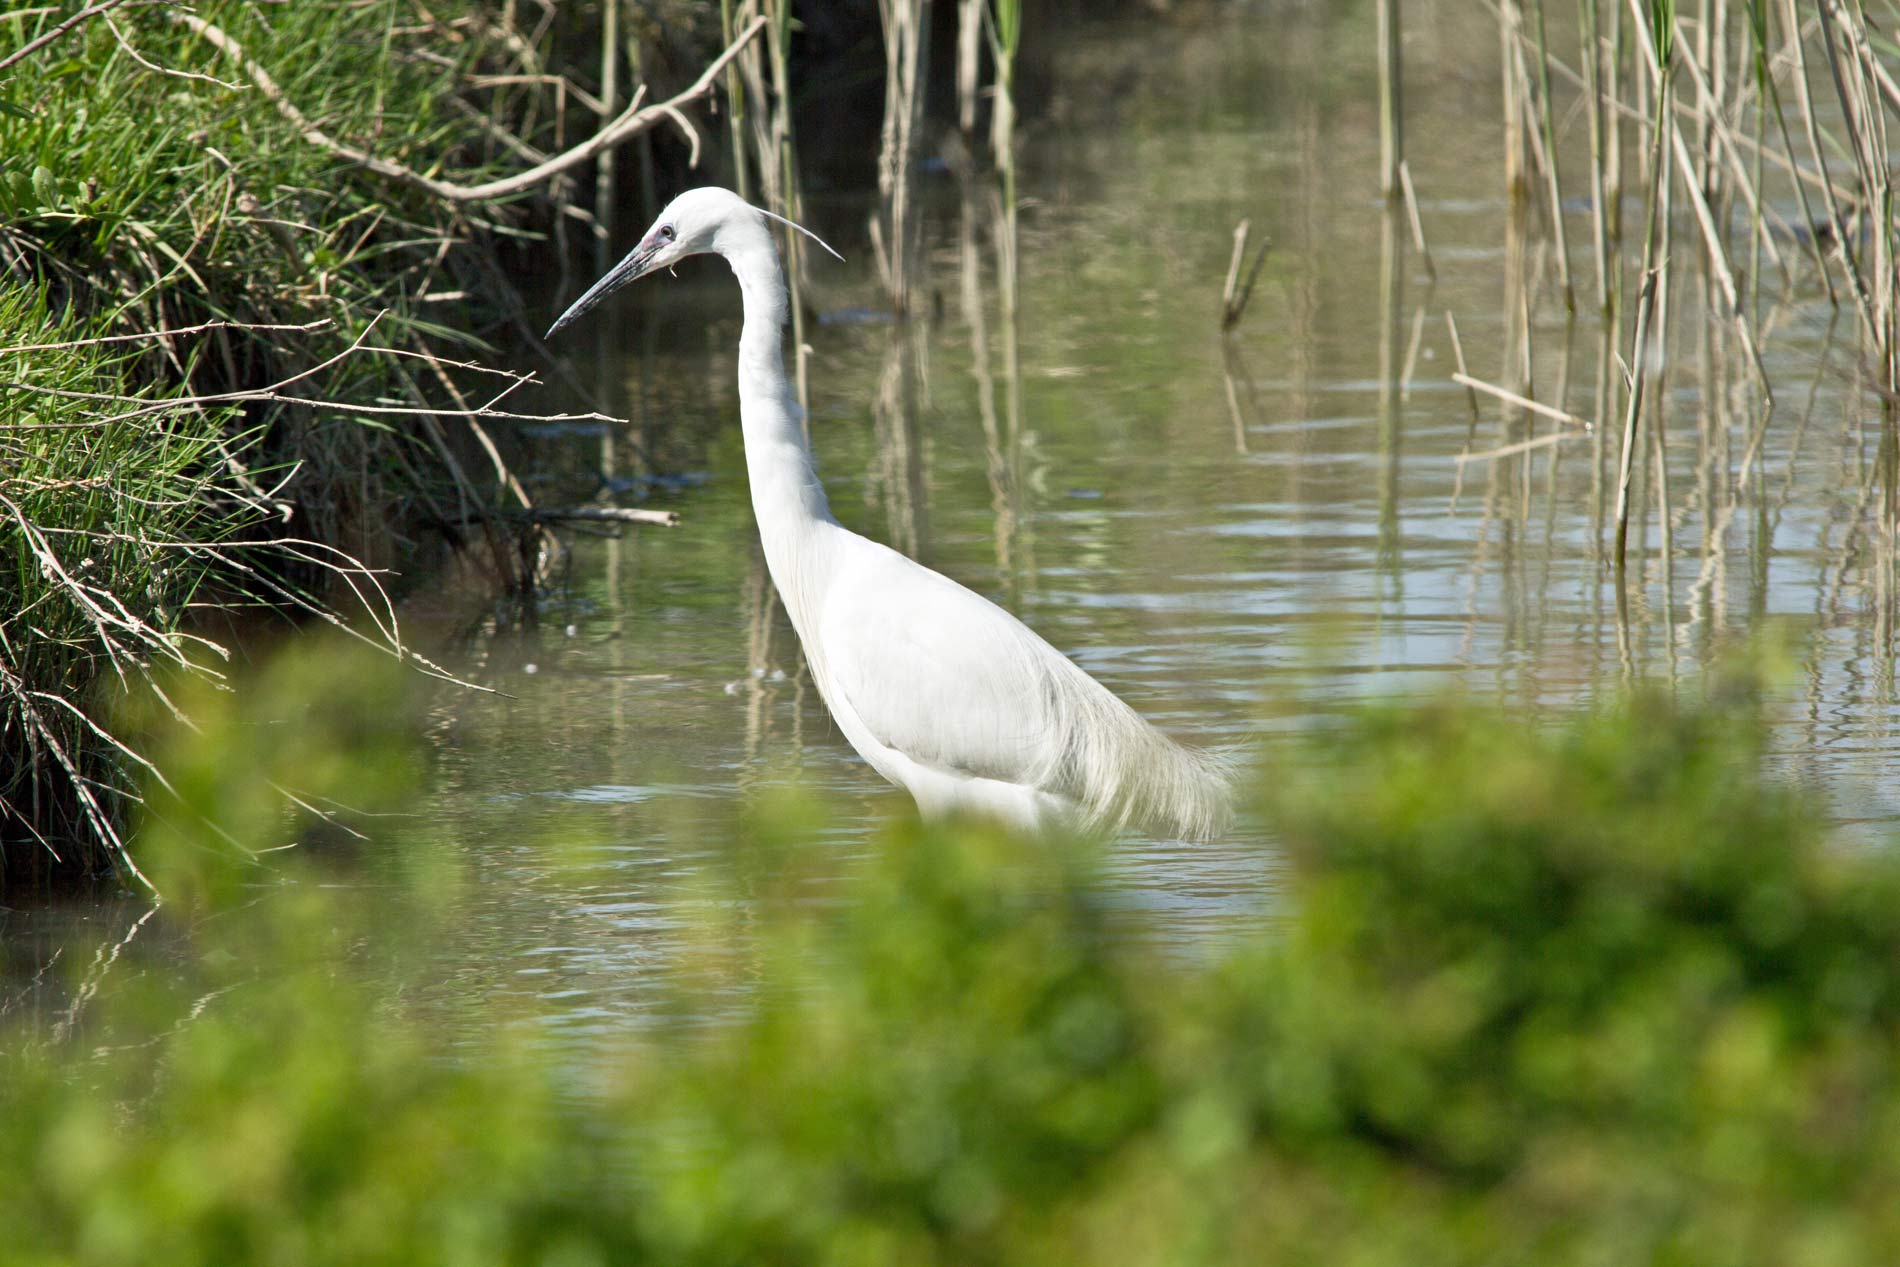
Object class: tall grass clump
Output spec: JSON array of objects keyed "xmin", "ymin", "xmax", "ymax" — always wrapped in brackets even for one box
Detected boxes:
[
  {"xmin": 0, "ymin": 293, "xmax": 241, "ymax": 892},
  {"xmin": 0, "ymin": 2, "xmax": 551, "ymax": 549},
  {"xmin": 0, "ymin": 3, "xmax": 751, "ymax": 887},
  {"xmin": 7, "ymin": 643, "xmax": 1900, "ymax": 1261},
  {"xmin": 0, "ymin": 3, "xmax": 520, "ymax": 888}
]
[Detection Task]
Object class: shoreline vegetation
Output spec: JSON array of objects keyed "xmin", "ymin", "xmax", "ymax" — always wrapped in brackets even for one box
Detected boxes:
[
  {"xmin": 0, "ymin": 1, "xmax": 764, "ymax": 890},
  {"xmin": 5, "ymin": 0, "xmax": 1897, "ymax": 875}
]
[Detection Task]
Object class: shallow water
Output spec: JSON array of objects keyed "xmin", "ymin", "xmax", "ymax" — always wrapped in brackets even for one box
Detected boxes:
[{"xmin": 10, "ymin": 5, "xmax": 1900, "ymax": 1035}]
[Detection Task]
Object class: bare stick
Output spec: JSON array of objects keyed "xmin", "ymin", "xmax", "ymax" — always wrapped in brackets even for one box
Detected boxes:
[
  {"xmin": 1398, "ymin": 160, "xmax": 1436, "ymax": 281},
  {"xmin": 1452, "ymin": 372, "xmax": 1594, "ymax": 427},
  {"xmin": 1221, "ymin": 219, "xmax": 1250, "ymax": 315},
  {"xmin": 1219, "ymin": 219, "xmax": 1271, "ymax": 330},
  {"xmin": 0, "ymin": 319, "xmax": 331, "ymax": 356},
  {"xmin": 1445, "ymin": 311, "xmax": 1484, "ymax": 423},
  {"xmin": 168, "ymin": 12, "xmax": 768, "ymax": 204},
  {"xmin": 501, "ymin": 505, "xmax": 679, "ymax": 527},
  {"xmin": 0, "ymin": 0, "xmax": 132, "ymax": 75}
]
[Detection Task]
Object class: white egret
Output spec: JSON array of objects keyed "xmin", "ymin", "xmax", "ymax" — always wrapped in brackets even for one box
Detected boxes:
[{"xmin": 550, "ymin": 188, "xmax": 1230, "ymax": 838}]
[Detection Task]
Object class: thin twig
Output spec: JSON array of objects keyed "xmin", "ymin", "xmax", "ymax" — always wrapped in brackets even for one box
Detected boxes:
[
  {"xmin": 103, "ymin": 12, "xmax": 245, "ymax": 90},
  {"xmin": 0, "ymin": 319, "xmax": 331, "ymax": 357},
  {"xmin": 1452, "ymin": 372, "xmax": 1594, "ymax": 428}
]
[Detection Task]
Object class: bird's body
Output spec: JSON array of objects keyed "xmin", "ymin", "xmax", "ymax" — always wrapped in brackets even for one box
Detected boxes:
[{"xmin": 551, "ymin": 188, "xmax": 1230, "ymax": 839}]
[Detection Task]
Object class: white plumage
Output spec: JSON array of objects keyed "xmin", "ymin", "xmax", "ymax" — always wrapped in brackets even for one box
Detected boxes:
[{"xmin": 550, "ymin": 188, "xmax": 1230, "ymax": 839}]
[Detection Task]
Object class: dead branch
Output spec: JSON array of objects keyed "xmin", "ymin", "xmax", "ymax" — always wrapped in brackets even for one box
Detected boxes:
[
  {"xmin": 1451, "ymin": 372, "xmax": 1594, "ymax": 430},
  {"xmin": 509, "ymin": 505, "xmax": 679, "ymax": 527},
  {"xmin": 0, "ymin": 0, "xmax": 134, "ymax": 77},
  {"xmin": 0, "ymin": 318, "xmax": 332, "ymax": 357},
  {"xmin": 167, "ymin": 11, "xmax": 769, "ymax": 204}
]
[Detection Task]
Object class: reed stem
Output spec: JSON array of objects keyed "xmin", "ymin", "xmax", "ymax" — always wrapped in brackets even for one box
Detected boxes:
[
  {"xmin": 1378, "ymin": 0, "xmax": 1403, "ymax": 199},
  {"xmin": 1615, "ymin": 15, "xmax": 1675, "ymax": 574},
  {"xmin": 721, "ymin": 0, "xmax": 752, "ymax": 200},
  {"xmin": 1580, "ymin": 0, "xmax": 1613, "ymax": 313},
  {"xmin": 1529, "ymin": 0, "xmax": 1576, "ymax": 309}
]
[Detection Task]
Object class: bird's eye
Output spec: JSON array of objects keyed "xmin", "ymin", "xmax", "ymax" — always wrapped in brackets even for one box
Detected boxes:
[{"xmin": 659, "ymin": 225, "xmax": 676, "ymax": 241}]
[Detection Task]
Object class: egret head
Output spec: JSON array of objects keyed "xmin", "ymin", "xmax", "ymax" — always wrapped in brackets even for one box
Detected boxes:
[{"xmin": 546, "ymin": 187, "xmax": 840, "ymax": 339}]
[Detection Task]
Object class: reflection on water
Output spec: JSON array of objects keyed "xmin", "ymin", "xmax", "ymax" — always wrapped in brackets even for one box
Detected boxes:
[{"xmin": 13, "ymin": 5, "xmax": 1900, "ymax": 1037}]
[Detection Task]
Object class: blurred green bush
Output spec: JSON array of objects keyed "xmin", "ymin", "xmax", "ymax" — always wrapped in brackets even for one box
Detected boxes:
[{"xmin": 3, "ymin": 647, "xmax": 1898, "ymax": 1265}]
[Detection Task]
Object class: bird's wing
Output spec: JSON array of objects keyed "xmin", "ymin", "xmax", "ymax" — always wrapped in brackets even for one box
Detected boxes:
[{"xmin": 818, "ymin": 544, "xmax": 1062, "ymax": 786}]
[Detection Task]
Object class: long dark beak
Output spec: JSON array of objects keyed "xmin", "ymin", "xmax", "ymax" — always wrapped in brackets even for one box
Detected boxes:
[{"xmin": 546, "ymin": 240, "xmax": 661, "ymax": 339}]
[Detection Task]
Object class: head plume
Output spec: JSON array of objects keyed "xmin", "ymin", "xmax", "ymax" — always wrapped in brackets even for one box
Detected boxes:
[{"xmin": 755, "ymin": 205, "xmax": 845, "ymax": 263}]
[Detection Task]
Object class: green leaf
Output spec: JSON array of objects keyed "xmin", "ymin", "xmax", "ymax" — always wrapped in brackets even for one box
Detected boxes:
[{"xmin": 1649, "ymin": 0, "xmax": 1676, "ymax": 64}]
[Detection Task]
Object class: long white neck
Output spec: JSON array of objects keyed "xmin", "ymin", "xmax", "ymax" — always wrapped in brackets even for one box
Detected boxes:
[{"xmin": 720, "ymin": 223, "xmax": 838, "ymax": 632}]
